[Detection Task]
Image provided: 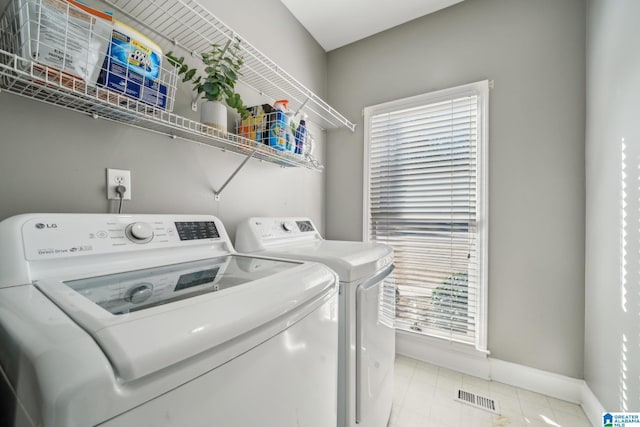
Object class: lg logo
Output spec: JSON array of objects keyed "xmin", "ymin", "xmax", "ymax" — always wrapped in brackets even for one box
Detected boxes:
[{"xmin": 35, "ymin": 223, "xmax": 57, "ymax": 229}]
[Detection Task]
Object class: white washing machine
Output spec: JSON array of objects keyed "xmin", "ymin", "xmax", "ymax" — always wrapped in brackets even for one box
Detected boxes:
[
  {"xmin": 0, "ymin": 213, "xmax": 339, "ymax": 427},
  {"xmin": 235, "ymin": 217, "xmax": 396, "ymax": 427}
]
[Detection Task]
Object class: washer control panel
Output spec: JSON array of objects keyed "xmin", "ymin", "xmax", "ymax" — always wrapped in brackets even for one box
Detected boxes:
[
  {"xmin": 175, "ymin": 221, "xmax": 220, "ymax": 241},
  {"xmin": 21, "ymin": 215, "xmax": 225, "ymax": 261},
  {"xmin": 125, "ymin": 222, "xmax": 155, "ymax": 243}
]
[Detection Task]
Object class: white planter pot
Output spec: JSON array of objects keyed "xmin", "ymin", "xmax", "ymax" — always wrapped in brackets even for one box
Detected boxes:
[{"xmin": 200, "ymin": 101, "xmax": 227, "ymax": 133}]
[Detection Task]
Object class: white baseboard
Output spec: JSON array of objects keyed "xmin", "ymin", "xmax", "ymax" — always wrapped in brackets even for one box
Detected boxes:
[
  {"xmin": 581, "ymin": 383, "xmax": 605, "ymax": 427},
  {"xmin": 396, "ymin": 331, "xmax": 604, "ymax": 427},
  {"xmin": 489, "ymin": 358, "xmax": 583, "ymax": 403},
  {"xmin": 395, "ymin": 330, "xmax": 491, "ymax": 379}
]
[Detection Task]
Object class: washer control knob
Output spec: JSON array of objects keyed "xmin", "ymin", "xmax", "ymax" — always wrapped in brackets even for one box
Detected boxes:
[
  {"xmin": 124, "ymin": 283, "xmax": 153, "ymax": 304},
  {"xmin": 281, "ymin": 221, "xmax": 295, "ymax": 232},
  {"xmin": 126, "ymin": 222, "xmax": 154, "ymax": 243}
]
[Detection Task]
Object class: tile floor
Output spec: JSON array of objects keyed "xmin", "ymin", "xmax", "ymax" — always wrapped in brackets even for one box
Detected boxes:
[{"xmin": 390, "ymin": 355, "xmax": 592, "ymax": 427}]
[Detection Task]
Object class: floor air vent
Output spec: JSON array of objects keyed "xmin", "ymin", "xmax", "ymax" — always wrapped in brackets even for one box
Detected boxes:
[{"xmin": 455, "ymin": 389, "xmax": 500, "ymax": 414}]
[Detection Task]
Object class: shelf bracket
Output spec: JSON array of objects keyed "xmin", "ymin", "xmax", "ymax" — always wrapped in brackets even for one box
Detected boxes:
[
  {"xmin": 191, "ymin": 93, "xmax": 199, "ymax": 112},
  {"xmin": 293, "ymin": 97, "xmax": 310, "ymax": 117},
  {"xmin": 213, "ymin": 147, "xmax": 259, "ymax": 201}
]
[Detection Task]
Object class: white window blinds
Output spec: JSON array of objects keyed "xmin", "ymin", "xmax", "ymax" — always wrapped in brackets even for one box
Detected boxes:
[{"xmin": 363, "ymin": 81, "xmax": 488, "ymax": 350}]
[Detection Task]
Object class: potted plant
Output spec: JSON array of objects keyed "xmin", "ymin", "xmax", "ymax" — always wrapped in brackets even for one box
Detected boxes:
[{"xmin": 167, "ymin": 39, "xmax": 249, "ymax": 133}]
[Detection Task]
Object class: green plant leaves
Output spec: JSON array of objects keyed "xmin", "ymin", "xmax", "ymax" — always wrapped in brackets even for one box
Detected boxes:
[
  {"xmin": 182, "ymin": 68, "xmax": 196, "ymax": 83},
  {"xmin": 165, "ymin": 51, "xmax": 184, "ymax": 67},
  {"xmin": 201, "ymin": 82, "xmax": 220, "ymax": 100},
  {"xmin": 168, "ymin": 41, "xmax": 249, "ymax": 117}
]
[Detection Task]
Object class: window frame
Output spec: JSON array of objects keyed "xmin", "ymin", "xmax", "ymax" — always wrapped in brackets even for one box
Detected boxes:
[{"xmin": 362, "ymin": 80, "xmax": 489, "ymax": 351}]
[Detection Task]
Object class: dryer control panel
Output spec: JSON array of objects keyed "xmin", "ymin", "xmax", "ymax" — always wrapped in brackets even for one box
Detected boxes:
[
  {"xmin": 235, "ymin": 217, "xmax": 322, "ymax": 252},
  {"xmin": 255, "ymin": 218, "xmax": 316, "ymax": 238}
]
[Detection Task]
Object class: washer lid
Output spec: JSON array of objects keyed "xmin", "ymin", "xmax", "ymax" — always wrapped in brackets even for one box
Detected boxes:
[
  {"xmin": 35, "ymin": 255, "xmax": 337, "ymax": 381},
  {"xmin": 260, "ymin": 240, "xmax": 393, "ymax": 282}
]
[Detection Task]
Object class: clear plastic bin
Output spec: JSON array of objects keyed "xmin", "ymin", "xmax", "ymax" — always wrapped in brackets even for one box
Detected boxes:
[
  {"xmin": 236, "ymin": 109, "xmax": 312, "ymax": 157},
  {"xmin": 0, "ymin": 0, "xmax": 177, "ymax": 111}
]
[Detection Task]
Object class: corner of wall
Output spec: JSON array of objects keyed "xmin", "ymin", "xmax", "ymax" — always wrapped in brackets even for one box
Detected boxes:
[{"xmin": 581, "ymin": 382, "xmax": 605, "ymax": 427}]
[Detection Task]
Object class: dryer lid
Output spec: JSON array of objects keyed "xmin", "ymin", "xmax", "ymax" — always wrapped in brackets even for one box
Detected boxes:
[
  {"xmin": 35, "ymin": 254, "xmax": 337, "ymax": 381},
  {"xmin": 259, "ymin": 240, "xmax": 393, "ymax": 282}
]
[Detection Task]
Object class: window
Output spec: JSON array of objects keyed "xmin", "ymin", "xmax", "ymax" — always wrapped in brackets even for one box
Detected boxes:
[{"xmin": 363, "ymin": 81, "xmax": 489, "ymax": 350}]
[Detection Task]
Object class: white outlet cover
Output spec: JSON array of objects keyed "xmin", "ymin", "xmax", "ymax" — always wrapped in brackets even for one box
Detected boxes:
[{"xmin": 106, "ymin": 168, "xmax": 132, "ymax": 200}]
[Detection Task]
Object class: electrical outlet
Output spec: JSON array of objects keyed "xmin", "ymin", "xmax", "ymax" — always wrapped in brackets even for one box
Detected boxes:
[{"xmin": 106, "ymin": 168, "xmax": 132, "ymax": 200}]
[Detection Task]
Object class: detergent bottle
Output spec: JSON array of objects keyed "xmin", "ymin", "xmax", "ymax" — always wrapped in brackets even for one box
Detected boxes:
[
  {"xmin": 269, "ymin": 99, "xmax": 289, "ymax": 151},
  {"xmin": 294, "ymin": 113, "xmax": 307, "ymax": 156},
  {"xmin": 285, "ymin": 110, "xmax": 296, "ymax": 152}
]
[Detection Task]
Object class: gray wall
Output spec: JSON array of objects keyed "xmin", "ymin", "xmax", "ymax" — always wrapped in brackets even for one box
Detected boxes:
[
  {"xmin": 0, "ymin": 0, "xmax": 328, "ymax": 240},
  {"xmin": 585, "ymin": 0, "xmax": 640, "ymax": 411},
  {"xmin": 326, "ymin": 0, "xmax": 586, "ymax": 378}
]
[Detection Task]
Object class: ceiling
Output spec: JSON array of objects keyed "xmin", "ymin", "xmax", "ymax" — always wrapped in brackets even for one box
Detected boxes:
[{"xmin": 280, "ymin": 0, "xmax": 464, "ymax": 52}]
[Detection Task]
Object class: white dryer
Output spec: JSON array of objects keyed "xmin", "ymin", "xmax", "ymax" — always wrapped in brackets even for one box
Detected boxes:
[
  {"xmin": 235, "ymin": 217, "xmax": 396, "ymax": 427},
  {"xmin": 0, "ymin": 213, "xmax": 339, "ymax": 427}
]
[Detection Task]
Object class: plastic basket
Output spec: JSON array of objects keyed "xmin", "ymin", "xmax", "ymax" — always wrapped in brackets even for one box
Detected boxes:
[{"xmin": 236, "ymin": 108, "xmax": 313, "ymax": 158}]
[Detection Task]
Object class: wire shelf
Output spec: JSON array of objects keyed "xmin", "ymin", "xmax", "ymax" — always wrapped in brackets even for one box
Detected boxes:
[
  {"xmin": 102, "ymin": 0, "xmax": 356, "ymax": 132},
  {"xmin": 0, "ymin": 48, "xmax": 322, "ymax": 169}
]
